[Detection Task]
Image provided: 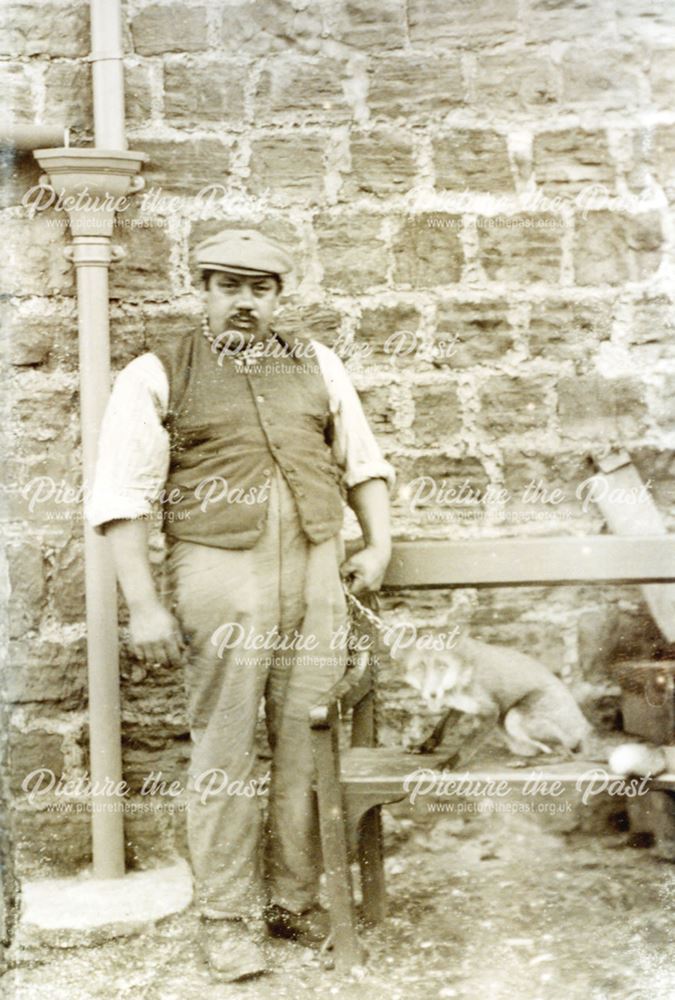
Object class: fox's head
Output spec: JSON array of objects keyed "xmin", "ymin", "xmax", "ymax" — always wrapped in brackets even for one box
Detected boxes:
[{"xmin": 402, "ymin": 649, "xmax": 473, "ymax": 713}]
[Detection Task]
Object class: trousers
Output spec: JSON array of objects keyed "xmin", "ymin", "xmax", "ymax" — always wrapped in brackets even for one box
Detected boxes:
[{"xmin": 165, "ymin": 467, "xmax": 348, "ymax": 918}]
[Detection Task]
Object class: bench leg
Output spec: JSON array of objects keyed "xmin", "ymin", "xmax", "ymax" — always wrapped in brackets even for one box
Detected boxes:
[
  {"xmin": 312, "ymin": 727, "xmax": 365, "ymax": 969},
  {"xmin": 358, "ymin": 806, "xmax": 386, "ymax": 926}
]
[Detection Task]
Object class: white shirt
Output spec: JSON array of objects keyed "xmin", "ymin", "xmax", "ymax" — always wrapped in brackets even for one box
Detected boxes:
[{"xmin": 85, "ymin": 340, "xmax": 395, "ymax": 531}]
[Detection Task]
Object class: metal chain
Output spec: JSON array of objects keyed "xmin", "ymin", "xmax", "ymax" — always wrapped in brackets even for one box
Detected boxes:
[
  {"xmin": 342, "ymin": 585, "xmax": 385, "ymax": 744},
  {"xmin": 342, "ymin": 586, "xmax": 390, "ymax": 637}
]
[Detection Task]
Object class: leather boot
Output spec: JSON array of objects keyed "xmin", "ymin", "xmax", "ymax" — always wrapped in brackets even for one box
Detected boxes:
[{"xmin": 199, "ymin": 916, "xmax": 268, "ymax": 982}]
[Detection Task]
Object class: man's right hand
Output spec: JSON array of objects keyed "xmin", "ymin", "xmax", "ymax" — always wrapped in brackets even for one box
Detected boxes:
[{"xmin": 129, "ymin": 600, "xmax": 186, "ymax": 669}]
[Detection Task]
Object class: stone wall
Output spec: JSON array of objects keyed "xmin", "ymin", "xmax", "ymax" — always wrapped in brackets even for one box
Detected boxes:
[{"xmin": 2, "ymin": 0, "xmax": 675, "ymax": 879}]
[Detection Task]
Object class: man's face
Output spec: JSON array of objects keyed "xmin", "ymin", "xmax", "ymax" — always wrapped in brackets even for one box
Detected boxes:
[{"xmin": 205, "ymin": 271, "xmax": 280, "ymax": 342}]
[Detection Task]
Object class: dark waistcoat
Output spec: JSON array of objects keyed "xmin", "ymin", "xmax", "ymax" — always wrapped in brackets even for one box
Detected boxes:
[{"xmin": 153, "ymin": 328, "xmax": 344, "ymax": 549}]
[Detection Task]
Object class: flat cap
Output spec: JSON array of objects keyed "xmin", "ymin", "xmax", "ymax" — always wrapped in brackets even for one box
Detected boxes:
[{"xmin": 194, "ymin": 228, "xmax": 294, "ymax": 277}]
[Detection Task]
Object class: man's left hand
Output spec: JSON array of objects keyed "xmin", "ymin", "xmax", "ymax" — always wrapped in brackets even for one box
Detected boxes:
[{"xmin": 340, "ymin": 545, "xmax": 390, "ymax": 595}]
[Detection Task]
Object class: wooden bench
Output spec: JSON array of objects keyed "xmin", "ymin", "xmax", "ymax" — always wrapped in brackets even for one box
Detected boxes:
[{"xmin": 309, "ymin": 536, "xmax": 675, "ymax": 969}]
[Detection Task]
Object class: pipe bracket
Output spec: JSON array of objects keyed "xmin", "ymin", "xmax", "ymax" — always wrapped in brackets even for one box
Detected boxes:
[{"xmin": 86, "ymin": 51, "xmax": 124, "ymax": 61}]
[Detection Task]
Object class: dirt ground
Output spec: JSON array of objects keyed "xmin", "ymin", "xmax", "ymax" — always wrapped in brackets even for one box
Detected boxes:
[{"xmin": 3, "ymin": 806, "xmax": 674, "ymax": 1000}]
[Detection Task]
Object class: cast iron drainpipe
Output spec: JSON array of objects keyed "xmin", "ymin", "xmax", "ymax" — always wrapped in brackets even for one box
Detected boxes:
[
  {"xmin": 0, "ymin": 126, "xmax": 69, "ymax": 150},
  {"xmin": 33, "ymin": 0, "xmax": 147, "ymax": 879}
]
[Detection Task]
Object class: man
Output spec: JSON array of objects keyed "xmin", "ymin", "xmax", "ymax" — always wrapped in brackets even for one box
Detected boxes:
[{"xmin": 86, "ymin": 228, "xmax": 394, "ymax": 982}]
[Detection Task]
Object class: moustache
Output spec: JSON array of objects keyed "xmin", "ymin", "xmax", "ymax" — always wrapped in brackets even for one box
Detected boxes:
[{"xmin": 228, "ymin": 310, "xmax": 258, "ymax": 321}]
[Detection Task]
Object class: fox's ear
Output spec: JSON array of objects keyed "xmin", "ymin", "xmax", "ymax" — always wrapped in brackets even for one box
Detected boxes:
[
  {"xmin": 458, "ymin": 663, "xmax": 474, "ymax": 686},
  {"xmin": 403, "ymin": 664, "xmax": 422, "ymax": 691},
  {"xmin": 433, "ymin": 653, "xmax": 459, "ymax": 687}
]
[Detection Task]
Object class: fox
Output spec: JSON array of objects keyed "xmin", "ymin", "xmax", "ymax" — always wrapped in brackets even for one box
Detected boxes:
[{"xmin": 400, "ymin": 633, "xmax": 595, "ymax": 766}]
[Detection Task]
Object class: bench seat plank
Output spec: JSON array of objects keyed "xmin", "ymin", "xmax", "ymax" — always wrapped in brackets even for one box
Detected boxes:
[
  {"xmin": 383, "ymin": 537, "xmax": 675, "ymax": 589},
  {"xmin": 339, "ymin": 747, "xmax": 675, "ymax": 792}
]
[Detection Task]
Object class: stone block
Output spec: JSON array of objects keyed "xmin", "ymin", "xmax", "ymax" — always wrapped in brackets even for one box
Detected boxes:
[
  {"xmin": 342, "ymin": 129, "xmax": 416, "ymax": 198},
  {"xmin": 43, "ymin": 62, "xmax": 92, "ymax": 133},
  {"xmin": 649, "ymin": 48, "xmax": 675, "ymax": 111},
  {"xmin": 623, "ymin": 129, "xmax": 653, "ymax": 195},
  {"xmin": 434, "ymin": 300, "xmax": 515, "ymax": 368},
  {"xmin": 255, "ymin": 57, "xmax": 350, "ymax": 123},
  {"xmin": 411, "ymin": 383, "xmax": 462, "ymax": 447},
  {"xmin": 0, "ymin": 1, "xmax": 89, "ymax": 57},
  {"xmin": 433, "ymin": 130, "xmax": 513, "ymax": 193},
  {"xmin": 9, "ymin": 727, "xmax": 65, "ymax": 796},
  {"xmin": 108, "ymin": 214, "xmax": 173, "ymax": 302},
  {"xmin": 48, "ymin": 536, "xmax": 84, "ymax": 625},
  {"xmin": 6, "ymin": 541, "xmax": 45, "ymax": 639},
  {"xmin": 617, "ymin": 1, "xmax": 675, "ymax": 42},
  {"xmin": 627, "ymin": 296, "xmax": 675, "ymax": 364},
  {"xmin": 474, "ymin": 51, "xmax": 556, "ymax": 110},
  {"xmin": 524, "ymin": 0, "xmax": 616, "ymax": 43},
  {"xmin": 392, "ymin": 214, "xmax": 463, "ymax": 288},
  {"xmin": 164, "ymin": 58, "xmax": 246, "ymax": 126},
  {"xmin": 367, "ymin": 55, "xmax": 464, "ymax": 119},
  {"xmin": 4, "ymin": 455, "xmax": 85, "ymax": 534},
  {"xmin": 500, "ymin": 449, "xmax": 595, "ymax": 529},
  {"xmin": 357, "ymin": 385, "xmax": 397, "ymax": 440},
  {"xmin": 527, "ymin": 298, "xmax": 612, "ymax": 368},
  {"xmin": 13, "ymin": 808, "xmax": 91, "ymax": 877},
  {"xmin": 11, "ymin": 379, "xmax": 79, "ymax": 456},
  {"xmin": 117, "ymin": 646, "xmax": 188, "ymax": 715},
  {"xmin": 3, "ymin": 308, "xmax": 55, "ymax": 367},
  {"xmin": 573, "ymin": 212, "xmax": 662, "ymax": 286},
  {"xmin": 0, "ymin": 64, "xmax": 33, "ymax": 120},
  {"xmin": 330, "ymin": 0, "xmax": 407, "ymax": 50},
  {"xmin": 131, "ymin": 3, "xmax": 208, "ymax": 55},
  {"xmin": 532, "ymin": 129, "xmax": 615, "ymax": 196},
  {"xmin": 7, "ymin": 311, "xmax": 137, "ymax": 370},
  {"xmin": 138, "ymin": 138, "xmax": 231, "ymax": 196},
  {"xmin": 217, "ymin": 0, "xmax": 323, "ymax": 57},
  {"xmin": 395, "ymin": 454, "xmax": 490, "ymax": 520},
  {"xmin": 476, "ymin": 376, "xmax": 551, "ymax": 435},
  {"xmin": 355, "ymin": 304, "xmax": 421, "ymax": 363},
  {"xmin": 469, "ymin": 583, "xmax": 589, "ymax": 628},
  {"xmin": 476, "ymin": 214, "xmax": 563, "ymax": 283},
  {"xmin": 629, "ymin": 447, "xmax": 675, "ymax": 527},
  {"xmin": 123, "ymin": 804, "xmax": 179, "ymax": 870},
  {"xmin": 578, "ymin": 606, "xmax": 667, "ymax": 684},
  {"xmin": 315, "ymin": 213, "xmax": 388, "ymax": 293},
  {"xmin": 407, "ymin": 0, "xmax": 518, "ymax": 46},
  {"xmin": 6, "ymin": 636, "xmax": 87, "ymax": 705},
  {"xmin": 648, "ymin": 373, "xmax": 675, "ymax": 433},
  {"xmin": 108, "ymin": 313, "xmax": 146, "ymax": 369},
  {"xmin": 143, "ymin": 312, "xmax": 199, "ymax": 357},
  {"xmin": 273, "ymin": 304, "xmax": 342, "ymax": 346},
  {"xmin": 124, "ymin": 62, "xmax": 154, "ymax": 127},
  {"xmin": 122, "ymin": 727, "xmax": 191, "ymax": 795},
  {"xmin": 0, "ymin": 147, "xmax": 43, "ymax": 213},
  {"xmin": 561, "ymin": 47, "xmax": 644, "ymax": 110},
  {"xmin": 248, "ymin": 133, "xmax": 326, "ymax": 203},
  {"xmin": 557, "ymin": 375, "xmax": 648, "ymax": 440},
  {"xmin": 652, "ymin": 126, "xmax": 675, "ymax": 201},
  {"xmin": 1, "ymin": 218, "xmax": 74, "ymax": 297}
]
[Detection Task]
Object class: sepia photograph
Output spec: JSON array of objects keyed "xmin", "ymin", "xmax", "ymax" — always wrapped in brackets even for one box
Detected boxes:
[{"xmin": 1, "ymin": 1, "xmax": 674, "ymax": 998}]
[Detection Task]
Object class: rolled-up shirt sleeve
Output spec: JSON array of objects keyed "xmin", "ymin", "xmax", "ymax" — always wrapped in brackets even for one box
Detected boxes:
[
  {"xmin": 313, "ymin": 341, "xmax": 396, "ymax": 492},
  {"xmin": 85, "ymin": 353, "xmax": 171, "ymax": 531}
]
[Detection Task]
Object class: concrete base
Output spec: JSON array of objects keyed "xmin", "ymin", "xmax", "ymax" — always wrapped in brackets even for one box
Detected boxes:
[{"xmin": 16, "ymin": 859, "xmax": 193, "ymax": 948}]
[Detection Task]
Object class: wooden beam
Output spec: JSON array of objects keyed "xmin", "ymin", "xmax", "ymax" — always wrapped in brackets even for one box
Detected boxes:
[
  {"xmin": 589, "ymin": 454, "xmax": 675, "ymax": 642},
  {"xmin": 381, "ymin": 536, "xmax": 675, "ymax": 589}
]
